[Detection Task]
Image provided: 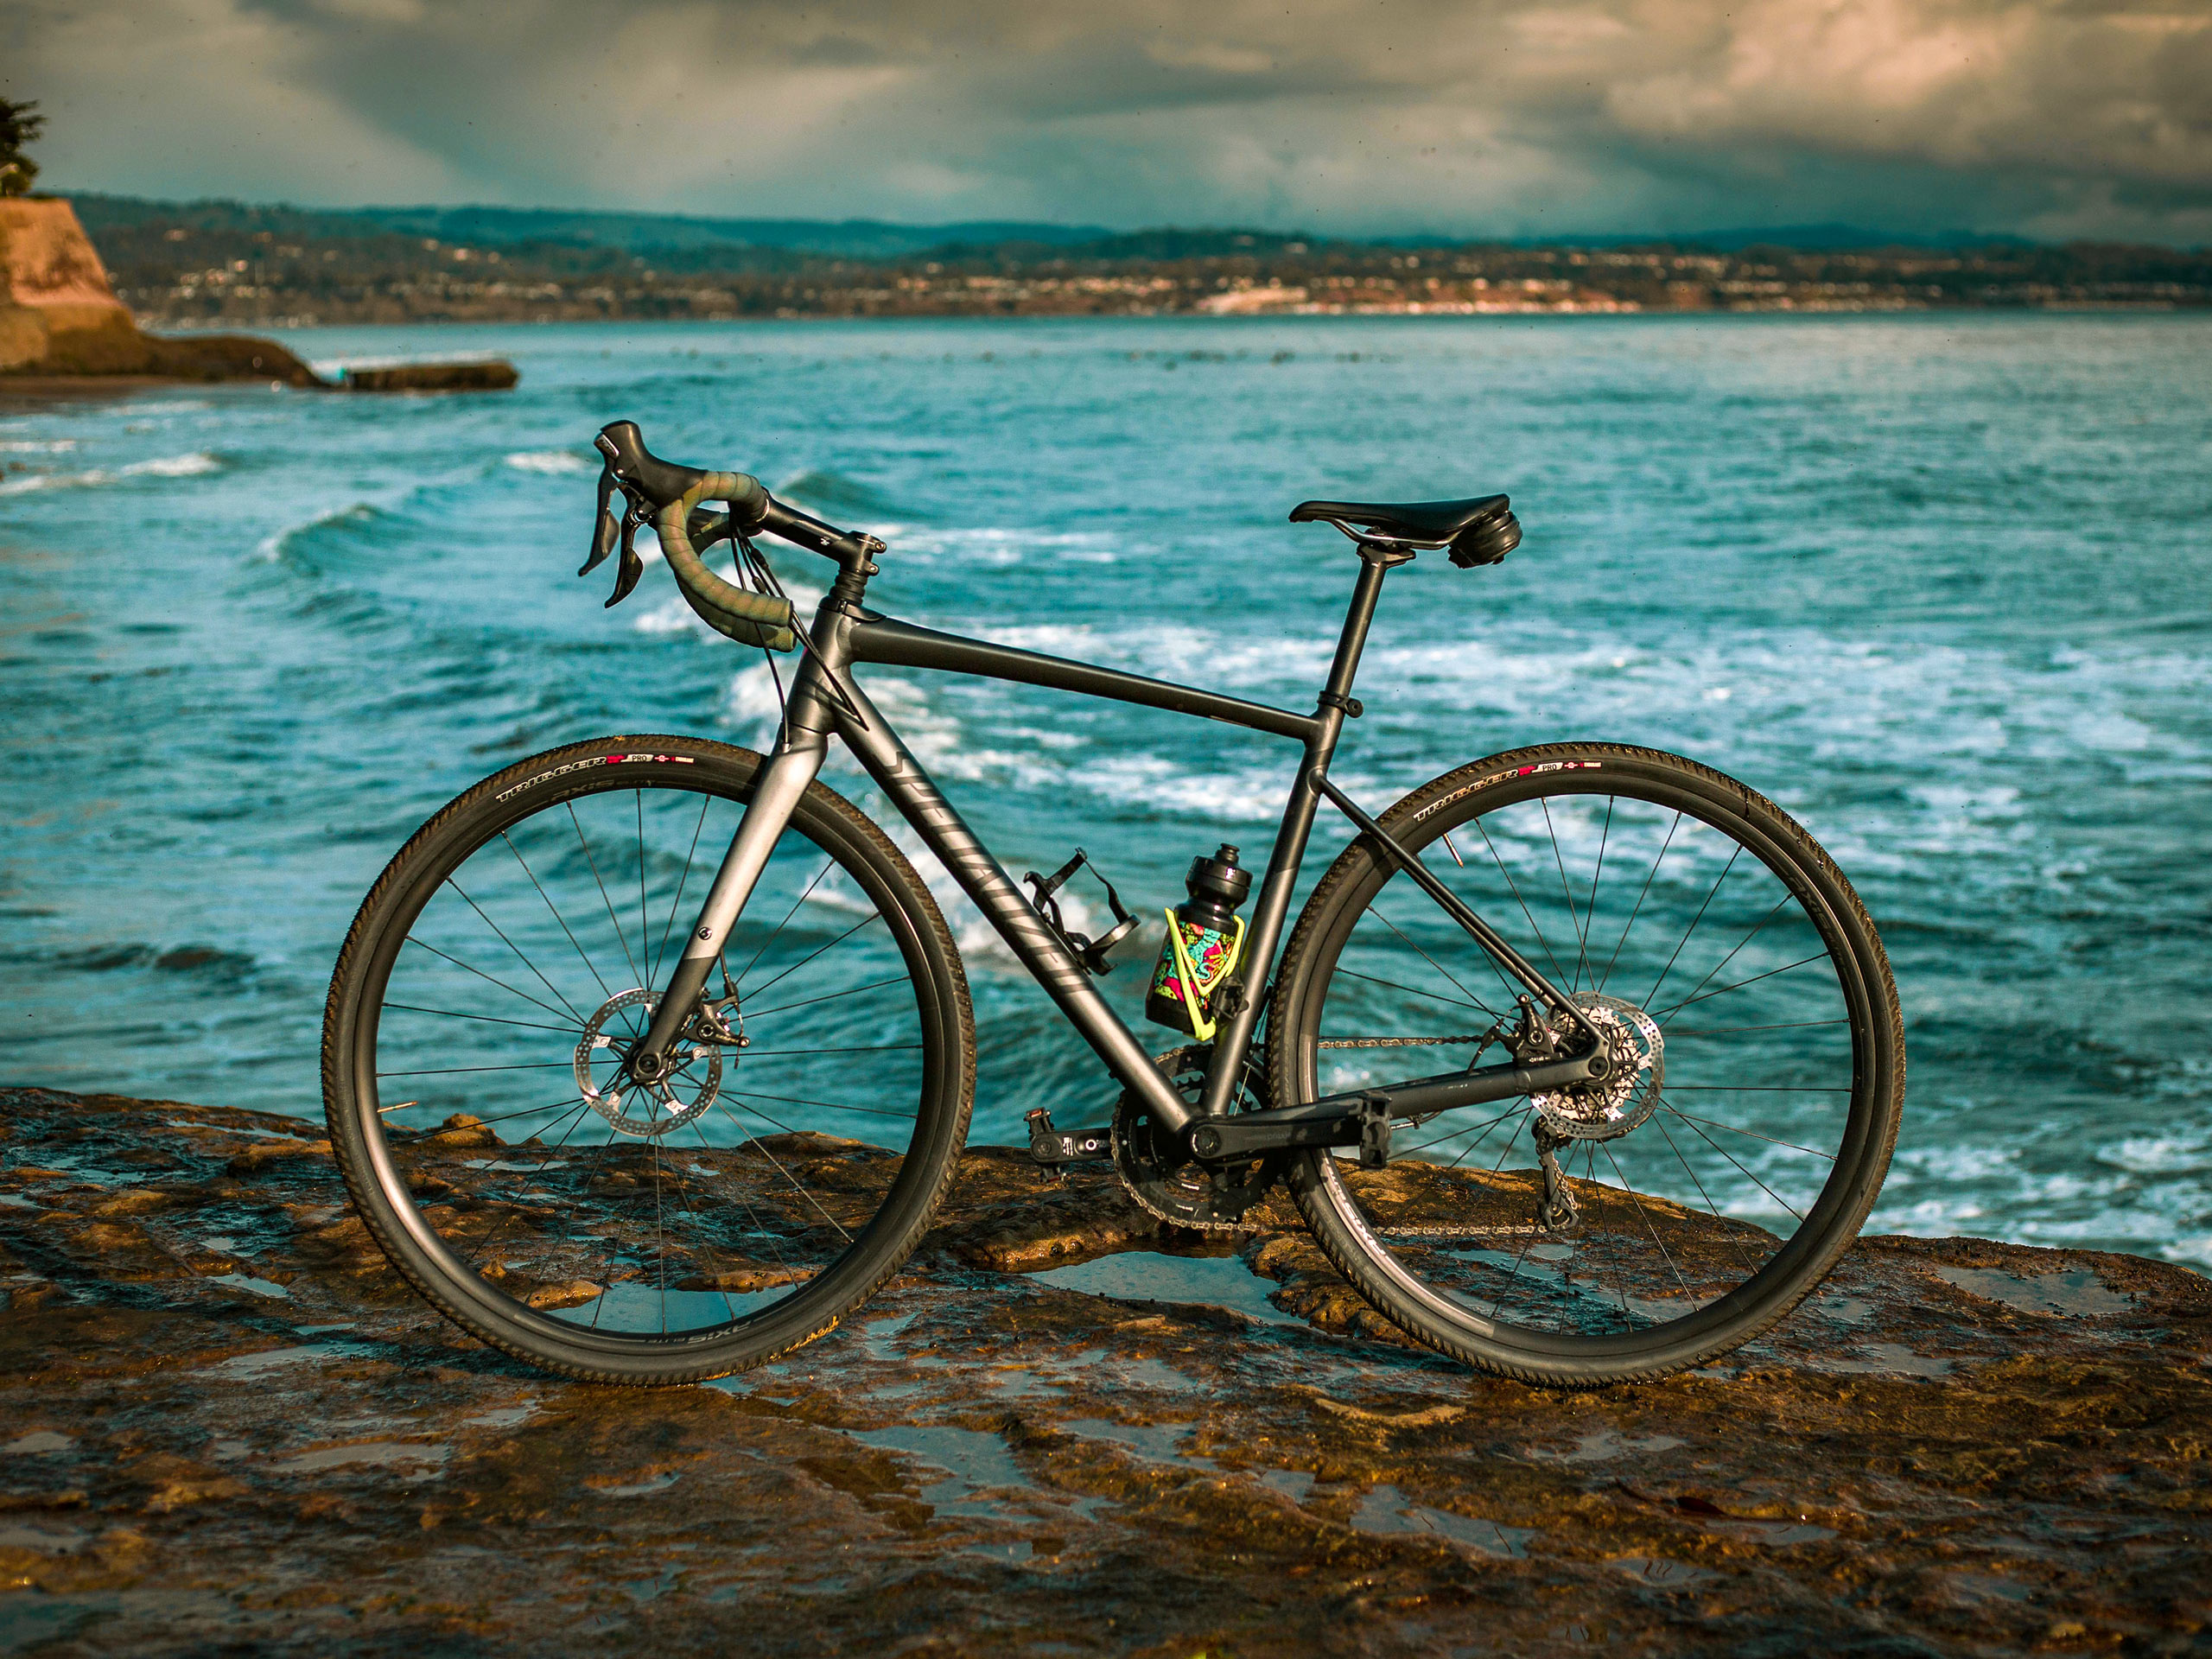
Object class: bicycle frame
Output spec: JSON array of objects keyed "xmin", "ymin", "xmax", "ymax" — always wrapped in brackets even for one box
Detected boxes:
[{"xmin": 629, "ymin": 549, "xmax": 1607, "ymax": 1147}]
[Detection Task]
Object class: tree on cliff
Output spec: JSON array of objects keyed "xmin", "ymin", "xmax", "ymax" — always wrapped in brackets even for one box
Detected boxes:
[{"xmin": 0, "ymin": 99, "xmax": 45, "ymax": 197}]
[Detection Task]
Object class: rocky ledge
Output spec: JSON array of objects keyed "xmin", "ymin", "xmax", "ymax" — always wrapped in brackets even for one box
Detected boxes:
[{"xmin": 0, "ymin": 1086, "xmax": 2205, "ymax": 1655}]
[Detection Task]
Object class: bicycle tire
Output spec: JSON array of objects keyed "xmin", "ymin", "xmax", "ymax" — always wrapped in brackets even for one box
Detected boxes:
[
  {"xmin": 1265, "ymin": 742, "xmax": 1904, "ymax": 1386},
  {"xmin": 321, "ymin": 734, "xmax": 975, "ymax": 1384}
]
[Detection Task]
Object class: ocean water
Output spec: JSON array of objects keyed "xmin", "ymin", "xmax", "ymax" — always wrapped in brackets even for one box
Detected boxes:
[{"xmin": 2, "ymin": 314, "xmax": 2208, "ymax": 1267}]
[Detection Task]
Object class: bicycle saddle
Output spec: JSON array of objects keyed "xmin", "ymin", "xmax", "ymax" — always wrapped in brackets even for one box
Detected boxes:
[{"xmin": 1289, "ymin": 493, "xmax": 1521, "ymax": 566}]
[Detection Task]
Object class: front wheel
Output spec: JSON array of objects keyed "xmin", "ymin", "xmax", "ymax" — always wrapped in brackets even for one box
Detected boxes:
[
  {"xmin": 321, "ymin": 735, "xmax": 975, "ymax": 1384},
  {"xmin": 1266, "ymin": 743, "xmax": 1903, "ymax": 1386}
]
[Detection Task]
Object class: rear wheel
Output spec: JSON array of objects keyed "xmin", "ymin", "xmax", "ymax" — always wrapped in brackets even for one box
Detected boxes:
[
  {"xmin": 321, "ymin": 735, "xmax": 975, "ymax": 1384},
  {"xmin": 1266, "ymin": 743, "xmax": 1903, "ymax": 1385}
]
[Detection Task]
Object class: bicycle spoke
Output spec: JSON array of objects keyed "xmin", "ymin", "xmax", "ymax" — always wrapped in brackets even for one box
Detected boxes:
[
  {"xmin": 1661, "ymin": 1108, "xmax": 1838, "ymax": 1162},
  {"xmin": 1661, "ymin": 1101, "xmax": 1806, "ymax": 1222},
  {"xmin": 1539, "ymin": 798, "xmax": 1589, "ymax": 989},
  {"xmin": 1603, "ymin": 1141, "xmax": 1694, "ymax": 1299},
  {"xmin": 1331, "ymin": 966, "xmax": 1491, "ymax": 1015},
  {"xmin": 713, "ymin": 1098, "xmax": 855, "ymax": 1243},
  {"xmin": 636, "ymin": 792, "xmax": 652, "ymax": 995},
  {"xmin": 732, "ymin": 853, "xmax": 839, "ymax": 988},
  {"xmin": 447, "ymin": 878, "xmax": 588, "ymax": 1022},
  {"xmin": 569, "ymin": 802, "xmax": 643, "ymax": 989},
  {"xmin": 741, "ymin": 975, "xmax": 910, "ymax": 1021},
  {"xmin": 1370, "ymin": 901, "xmax": 1509, "ymax": 1016},
  {"xmin": 738, "ymin": 911, "xmax": 887, "ymax": 1006},
  {"xmin": 1473, "ymin": 818, "xmax": 1572, "ymax": 990},
  {"xmin": 735, "ymin": 1043, "xmax": 925, "ymax": 1059},
  {"xmin": 653, "ymin": 794, "xmax": 713, "ymax": 984},
  {"xmin": 1576, "ymin": 797, "xmax": 1613, "ymax": 992},
  {"xmin": 1640, "ymin": 843, "xmax": 1740, "ymax": 1010},
  {"xmin": 1664, "ymin": 1018, "xmax": 1847, "ymax": 1039},
  {"xmin": 1596, "ymin": 810, "xmax": 1680, "ymax": 994},
  {"xmin": 1661, "ymin": 891, "xmax": 1796, "ymax": 1026},
  {"xmin": 502, "ymin": 832, "xmax": 613, "ymax": 1002},
  {"xmin": 725, "ymin": 1087, "xmax": 918, "ymax": 1123},
  {"xmin": 1654, "ymin": 953, "xmax": 1830, "ymax": 1020},
  {"xmin": 401, "ymin": 936, "xmax": 575, "ymax": 1025},
  {"xmin": 381, "ymin": 1002, "xmax": 583, "ymax": 1037}
]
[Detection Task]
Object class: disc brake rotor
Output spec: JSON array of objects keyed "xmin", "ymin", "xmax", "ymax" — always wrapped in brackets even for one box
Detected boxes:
[
  {"xmin": 1529, "ymin": 991, "xmax": 1663, "ymax": 1142},
  {"xmin": 573, "ymin": 988, "xmax": 722, "ymax": 1138},
  {"xmin": 1112, "ymin": 1046, "xmax": 1281, "ymax": 1232}
]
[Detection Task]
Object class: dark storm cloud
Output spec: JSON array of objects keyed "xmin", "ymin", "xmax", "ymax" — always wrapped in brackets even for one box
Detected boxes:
[{"xmin": 5, "ymin": 0, "xmax": 2209, "ymax": 240}]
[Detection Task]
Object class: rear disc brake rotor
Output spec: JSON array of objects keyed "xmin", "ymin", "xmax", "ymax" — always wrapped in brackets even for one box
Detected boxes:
[
  {"xmin": 1112, "ymin": 1046, "xmax": 1281, "ymax": 1232},
  {"xmin": 1529, "ymin": 991, "xmax": 1663, "ymax": 1143}
]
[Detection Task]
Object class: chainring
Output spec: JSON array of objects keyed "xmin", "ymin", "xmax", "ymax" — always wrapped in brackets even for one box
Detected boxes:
[{"xmin": 1112, "ymin": 1046, "xmax": 1282, "ymax": 1232}]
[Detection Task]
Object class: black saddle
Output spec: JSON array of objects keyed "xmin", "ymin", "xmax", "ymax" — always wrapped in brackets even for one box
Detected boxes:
[{"xmin": 1288, "ymin": 493, "xmax": 1521, "ymax": 567}]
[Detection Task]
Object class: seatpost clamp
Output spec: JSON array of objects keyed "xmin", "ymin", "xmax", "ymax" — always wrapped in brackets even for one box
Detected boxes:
[{"xmin": 1317, "ymin": 691, "xmax": 1363, "ymax": 719}]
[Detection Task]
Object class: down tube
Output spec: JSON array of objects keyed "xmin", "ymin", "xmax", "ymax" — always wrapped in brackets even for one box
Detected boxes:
[{"xmin": 830, "ymin": 679, "xmax": 1196, "ymax": 1135}]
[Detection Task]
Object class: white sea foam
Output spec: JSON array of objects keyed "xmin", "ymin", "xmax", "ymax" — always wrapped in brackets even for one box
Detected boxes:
[
  {"xmin": 0, "ymin": 439, "xmax": 77, "ymax": 454},
  {"xmin": 505, "ymin": 449, "xmax": 595, "ymax": 475},
  {"xmin": 0, "ymin": 451, "xmax": 222, "ymax": 496}
]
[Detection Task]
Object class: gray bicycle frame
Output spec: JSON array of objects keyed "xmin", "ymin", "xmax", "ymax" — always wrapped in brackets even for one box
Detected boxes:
[{"xmin": 632, "ymin": 550, "xmax": 1605, "ymax": 1147}]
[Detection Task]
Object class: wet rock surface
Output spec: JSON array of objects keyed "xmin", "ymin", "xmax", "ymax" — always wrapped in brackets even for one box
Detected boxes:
[{"xmin": 0, "ymin": 1085, "xmax": 2206, "ymax": 1656}]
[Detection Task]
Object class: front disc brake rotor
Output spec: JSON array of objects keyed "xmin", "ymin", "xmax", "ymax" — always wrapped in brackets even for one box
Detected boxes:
[
  {"xmin": 1529, "ymin": 991, "xmax": 1663, "ymax": 1142},
  {"xmin": 1112, "ymin": 1046, "xmax": 1281, "ymax": 1232},
  {"xmin": 573, "ymin": 988, "xmax": 722, "ymax": 1138}
]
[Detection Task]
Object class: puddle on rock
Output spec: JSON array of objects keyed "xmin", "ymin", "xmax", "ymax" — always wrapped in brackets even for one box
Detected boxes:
[
  {"xmin": 1062, "ymin": 1418, "xmax": 1214, "ymax": 1469},
  {"xmin": 2, "ymin": 1432, "xmax": 73, "ymax": 1457},
  {"xmin": 1807, "ymin": 1342, "xmax": 1954, "ymax": 1379},
  {"xmin": 851, "ymin": 1424, "xmax": 1039, "ymax": 1518},
  {"xmin": 274, "ymin": 1441, "xmax": 450, "ymax": 1474},
  {"xmin": 1707, "ymin": 1519, "xmax": 1835, "ymax": 1545},
  {"xmin": 1529, "ymin": 1427, "xmax": 1687, "ymax": 1464},
  {"xmin": 1935, "ymin": 1267, "xmax": 2133, "ymax": 1317},
  {"xmin": 200, "ymin": 1341, "xmax": 378, "ymax": 1379},
  {"xmin": 1349, "ymin": 1486, "xmax": 1535, "ymax": 1559},
  {"xmin": 205, "ymin": 1272, "xmax": 290, "ymax": 1300},
  {"xmin": 0, "ymin": 1523, "xmax": 83, "ymax": 1553},
  {"xmin": 1257, "ymin": 1469, "xmax": 1317, "ymax": 1503},
  {"xmin": 592, "ymin": 1471, "xmax": 682, "ymax": 1498},
  {"xmin": 1027, "ymin": 1251, "xmax": 1301, "ymax": 1328},
  {"xmin": 1611, "ymin": 1556, "xmax": 1721, "ymax": 1588}
]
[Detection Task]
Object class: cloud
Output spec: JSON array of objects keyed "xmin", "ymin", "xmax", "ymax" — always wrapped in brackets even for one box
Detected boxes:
[{"xmin": 4, "ymin": 0, "xmax": 2208, "ymax": 241}]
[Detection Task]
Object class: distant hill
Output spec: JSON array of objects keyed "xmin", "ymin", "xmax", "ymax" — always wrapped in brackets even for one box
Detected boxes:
[
  {"xmin": 67, "ymin": 195, "xmax": 1117, "ymax": 259},
  {"xmin": 69, "ymin": 195, "xmax": 2058, "ymax": 260}
]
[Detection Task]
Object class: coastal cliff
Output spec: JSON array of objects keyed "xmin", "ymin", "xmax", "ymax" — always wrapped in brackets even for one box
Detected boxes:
[
  {"xmin": 0, "ymin": 198, "xmax": 320, "ymax": 385},
  {"xmin": 1, "ymin": 199, "xmax": 513, "ymax": 391},
  {"xmin": 0, "ymin": 1085, "xmax": 2205, "ymax": 1653}
]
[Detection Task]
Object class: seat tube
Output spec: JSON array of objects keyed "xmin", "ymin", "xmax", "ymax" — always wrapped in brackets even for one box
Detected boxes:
[{"xmin": 1195, "ymin": 550, "xmax": 1395, "ymax": 1117}]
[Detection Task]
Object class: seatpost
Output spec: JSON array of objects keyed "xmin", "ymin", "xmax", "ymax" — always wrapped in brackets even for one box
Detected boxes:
[{"xmin": 1321, "ymin": 541, "xmax": 1406, "ymax": 704}]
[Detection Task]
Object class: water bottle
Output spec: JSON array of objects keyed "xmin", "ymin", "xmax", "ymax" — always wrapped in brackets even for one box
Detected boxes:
[{"xmin": 1145, "ymin": 844, "xmax": 1252, "ymax": 1037}]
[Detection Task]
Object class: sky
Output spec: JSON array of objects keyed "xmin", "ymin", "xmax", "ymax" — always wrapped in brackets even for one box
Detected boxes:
[{"xmin": 5, "ymin": 0, "xmax": 2210, "ymax": 244}]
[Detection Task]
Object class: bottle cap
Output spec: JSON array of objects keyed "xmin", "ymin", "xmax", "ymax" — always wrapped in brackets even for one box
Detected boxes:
[{"xmin": 1187, "ymin": 845, "xmax": 1252, "ymax": 908}]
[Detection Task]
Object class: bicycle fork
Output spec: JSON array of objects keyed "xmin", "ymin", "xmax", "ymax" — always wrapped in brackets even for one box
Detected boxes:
[{"xmin": 625, "ymin": 701, "xmax": 830, "ymax": 1082}]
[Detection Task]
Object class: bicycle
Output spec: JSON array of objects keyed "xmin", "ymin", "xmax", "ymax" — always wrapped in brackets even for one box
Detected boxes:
[{"xmin": 321, "ymin": 419, "xmax": 1904, "ymax": 1388}]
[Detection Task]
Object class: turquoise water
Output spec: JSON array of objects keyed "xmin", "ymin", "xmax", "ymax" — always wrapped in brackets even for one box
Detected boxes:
[{"xmin": 2, "ymin": 314, "xmax": 2208, "ymax": 1265}]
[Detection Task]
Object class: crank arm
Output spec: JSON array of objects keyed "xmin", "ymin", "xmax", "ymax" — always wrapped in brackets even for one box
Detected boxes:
[
  {"xmin": 1026, "ymin": 1123, "xmax": 1114, "ymax": 1166},
  {"xmin": 1187, "ymin": 1051, "xmax": 1600, "ymax": 1160}
]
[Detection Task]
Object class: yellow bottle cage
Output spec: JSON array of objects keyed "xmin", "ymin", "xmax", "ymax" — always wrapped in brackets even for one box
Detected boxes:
[{"xmin": 1164, "ymin": 911, "xmax": 1247, "ymax": 1043}]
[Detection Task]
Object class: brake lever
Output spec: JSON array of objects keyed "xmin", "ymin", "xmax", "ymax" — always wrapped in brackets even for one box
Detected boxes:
[
  {"xmin": 607, "ymin": 502, "xmax": 648, "ymax": 608},
  {"xmin": 580, "ymin": 466, "xmax": 619, "ymax": 576}
]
